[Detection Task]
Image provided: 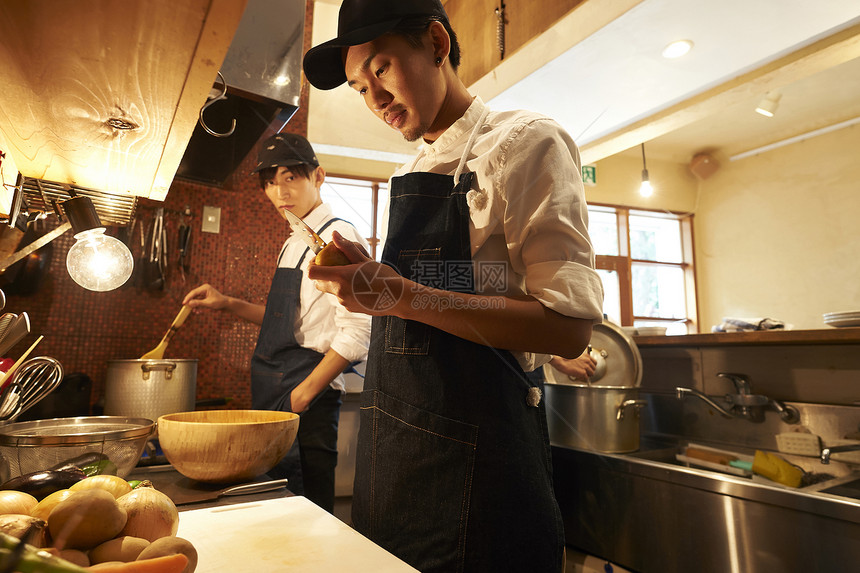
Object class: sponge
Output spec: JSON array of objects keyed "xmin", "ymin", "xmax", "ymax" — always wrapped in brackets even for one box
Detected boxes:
[{"xmin": 752, "ymin": 450, "xmax": 803, "ymax": 487}]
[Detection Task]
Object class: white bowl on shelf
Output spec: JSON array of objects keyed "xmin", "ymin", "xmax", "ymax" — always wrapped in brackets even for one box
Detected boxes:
[{"xmin": 635, "ymin": 327, "xmax": 667, "ymax": 336}]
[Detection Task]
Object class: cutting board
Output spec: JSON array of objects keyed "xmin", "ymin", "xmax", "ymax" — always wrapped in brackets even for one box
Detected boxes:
[{"xmin": 177, "ymin": 497, "xmax": 418, "ymax": 572}]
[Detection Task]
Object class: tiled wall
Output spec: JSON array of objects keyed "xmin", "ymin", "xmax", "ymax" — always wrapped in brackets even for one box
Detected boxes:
[{"xmin": 0, "ymin": 1, "xmax": 317, "ymax": 414}]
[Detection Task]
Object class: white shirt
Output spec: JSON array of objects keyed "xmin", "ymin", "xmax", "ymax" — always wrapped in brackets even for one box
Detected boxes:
[
  {"xmin": 277, "ymin": 203, "xmax": 372, "ymax": 391},
  {"xmin": 387, "ymin": 97, "xmax": 604, "ymax": 371}
]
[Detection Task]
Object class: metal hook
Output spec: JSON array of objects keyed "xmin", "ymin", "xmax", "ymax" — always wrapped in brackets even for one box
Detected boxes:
[{"xmin": 199, "ymin": 71, "xmax": 236, "ymax": 138}]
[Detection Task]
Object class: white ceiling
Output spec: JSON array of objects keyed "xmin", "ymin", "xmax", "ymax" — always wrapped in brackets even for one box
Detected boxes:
[{"xmin": 309, "ymin": 0, "xmax": 860, "ymax": 168}]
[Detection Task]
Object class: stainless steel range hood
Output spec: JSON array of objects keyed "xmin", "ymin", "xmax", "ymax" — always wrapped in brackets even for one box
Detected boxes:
[{"xmin": 176, "ymin": 0, "xmax": 306, "ymax": 187}]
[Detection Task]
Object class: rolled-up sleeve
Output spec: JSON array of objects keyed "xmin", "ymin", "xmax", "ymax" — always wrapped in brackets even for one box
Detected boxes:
[
  {"xmin": 498, "ymin": 118, "xmax": 604, "ymax": 321},
  {"xmin": 329, "ymin": 302, "xmax": 371, "ymax": 362}
]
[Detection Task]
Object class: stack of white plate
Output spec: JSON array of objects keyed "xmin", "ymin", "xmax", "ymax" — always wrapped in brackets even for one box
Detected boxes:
[{"xmin": 822, "ymin": 310, "xmax": 860, "ymax": 328}]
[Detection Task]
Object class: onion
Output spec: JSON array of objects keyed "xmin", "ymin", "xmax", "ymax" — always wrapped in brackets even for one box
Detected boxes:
[
  {"xmin": 69, "ymin": 475, "xmax": 133, "ymax": 499},
  {"xmin": 116, "ymin": 485, "xmax": 179, "ymax": 542},
  {"xmin": 0, "ymin": 490, "xmax": 38, "ymax": 515},
  {"xmin": 31, "ymin": 489, "xmax": 75, "ymax": 521}
]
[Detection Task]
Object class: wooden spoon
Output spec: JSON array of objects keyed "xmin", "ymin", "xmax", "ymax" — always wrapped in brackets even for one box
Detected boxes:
[{"xmin": 141, "ymin": 306, "xmax": 192, "ymax": 360}]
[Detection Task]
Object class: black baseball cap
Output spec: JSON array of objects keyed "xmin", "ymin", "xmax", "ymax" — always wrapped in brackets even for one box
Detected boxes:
[
  {"xmin": 251, "ymin": 133, "xmax": 320, "ymax": 173},
  {"xmin": 303, "ymin": 0, "xmax": 449, "ymax": 91}
]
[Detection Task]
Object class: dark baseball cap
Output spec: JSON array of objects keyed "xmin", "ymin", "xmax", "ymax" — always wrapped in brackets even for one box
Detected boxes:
[
  {"xmin": 303, "ymin": 0, "xmax": 448, "ymax": 91},
  {"xmin": 251, "ymin": 133, "xmax": 320, "ymax": 173}
]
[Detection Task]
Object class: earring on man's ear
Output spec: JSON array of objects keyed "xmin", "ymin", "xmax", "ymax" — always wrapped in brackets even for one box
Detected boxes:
[{"xmin": 435, "ymin": 57, "xmax": 443, "ymax": 65}]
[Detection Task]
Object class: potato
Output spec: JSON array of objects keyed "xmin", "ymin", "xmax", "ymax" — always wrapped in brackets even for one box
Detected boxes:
[
  {"xmin": 91, "ymin": 535, "xmax": 151, "ymax": 564},
  {"xmin": 137, "ymin": 536, "xmax": 198, "ymax": 573},
  {"xmin": 314, "ymin": 242, "xmax": 351, "ymax": 266},
  {"xmin": 48, "ymin": 489, "xmax": 128, "ymax": 550},
  {"xmin": 55, "ymin": 549, "xmax": 91, "ymax": 567}
]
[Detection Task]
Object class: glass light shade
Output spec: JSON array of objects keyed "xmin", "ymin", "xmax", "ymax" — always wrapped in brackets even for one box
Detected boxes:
[{"xmin": 66, "ymin": 228, "xmax": 134, "ymax": 291}]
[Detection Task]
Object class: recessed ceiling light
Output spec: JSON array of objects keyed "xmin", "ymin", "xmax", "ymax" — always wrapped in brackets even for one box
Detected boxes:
[{"xmin": 662, "ymin": 40, "xmax": 693, "ymax": 59}]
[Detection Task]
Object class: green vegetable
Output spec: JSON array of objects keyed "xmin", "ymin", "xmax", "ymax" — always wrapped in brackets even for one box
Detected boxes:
[
  {"xmin": 128, "ymin": 479, "xmax": 143, "ymax": 489},
  {"xmin": 80, "ymin": 459, "xmax": 118, "ymax": 477},
  {"xmin": 0, "ymin": 531, "xmax": 87, "ymax": 572}
]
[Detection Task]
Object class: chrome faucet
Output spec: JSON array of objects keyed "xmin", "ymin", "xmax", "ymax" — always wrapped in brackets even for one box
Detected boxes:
[
  {"xmin": 676, "ymin": 372, "xmax": 800, "ymax": 423},
  {"xmin": 675, "ymin": 387, "xmax": 738, "ymax": 418},
  {"xmin": 820, "ymin": 443, "xmax": 860, "ymax": 464}
]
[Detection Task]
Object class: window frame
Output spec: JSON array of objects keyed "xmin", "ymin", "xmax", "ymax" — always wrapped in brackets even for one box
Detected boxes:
[
  {"xmin": 322, "ymin": 173, "xmax": 387, "ymax": 259},
  {"xmin": 589, "ymin": 203, "xmax": 699, "ymax": 333}
]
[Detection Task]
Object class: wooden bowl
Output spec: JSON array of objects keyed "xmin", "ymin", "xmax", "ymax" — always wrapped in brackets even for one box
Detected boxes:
[{"xmin": 157, "ymin": 410, "xmax": 299, "ymax": 483}]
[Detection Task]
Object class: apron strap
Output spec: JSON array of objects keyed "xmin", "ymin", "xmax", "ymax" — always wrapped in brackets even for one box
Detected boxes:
[{"xmin": 452, "ymin": 106, "xmax": 490, "ymax": 184}]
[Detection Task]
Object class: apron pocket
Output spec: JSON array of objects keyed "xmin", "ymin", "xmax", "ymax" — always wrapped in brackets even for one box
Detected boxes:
[
  {"xmin": 383, "ymin": 316, "xmax": 432, "ymax": 355},
  {"xmin": 382, "ymin": 248, "xmax": 442, "ymax": 355},
  {"xmin": 358, "ymin": 390, "xmax": 477, "ymax": 572}
]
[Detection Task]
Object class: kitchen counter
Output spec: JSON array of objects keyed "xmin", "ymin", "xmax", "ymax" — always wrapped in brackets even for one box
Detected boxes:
[{"xmin": 552, "ymin": 443, "xmax": 860, "ymax": 573}]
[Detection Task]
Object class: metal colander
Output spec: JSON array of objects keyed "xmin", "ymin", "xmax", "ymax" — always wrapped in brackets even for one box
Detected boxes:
[{"xmin": 0, "ymin": 416, "xmax": 155, "ymax": 482}]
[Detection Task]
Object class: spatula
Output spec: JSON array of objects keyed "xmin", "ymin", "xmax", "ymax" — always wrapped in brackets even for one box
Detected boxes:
[{"xmin": 141, "ymin": 306, "xmax": 192, "ymax": 360}]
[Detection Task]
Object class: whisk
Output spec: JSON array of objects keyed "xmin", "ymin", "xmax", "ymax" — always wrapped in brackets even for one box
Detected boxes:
[{"xmin": 0, "ymin": 357, "xmax": 64, "ymax": 424}]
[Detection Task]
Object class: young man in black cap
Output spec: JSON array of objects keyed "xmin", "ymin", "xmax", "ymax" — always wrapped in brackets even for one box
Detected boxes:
[
  {"xmin": 304, "ymin": 1, "xmax": 604, "ymax": 571},
  {"xmin": 183, "ymin": 133, "xmax": 370, "ymax": 513}
]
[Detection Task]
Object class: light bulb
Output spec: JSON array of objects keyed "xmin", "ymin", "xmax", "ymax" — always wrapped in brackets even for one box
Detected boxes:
[
  {"xmin": 640, "ymin": 169, "xmax": 654, "ymax": 197},
  {"xmin": 66, "ymin": 228, "xmax": 134, "ymax": 291}
]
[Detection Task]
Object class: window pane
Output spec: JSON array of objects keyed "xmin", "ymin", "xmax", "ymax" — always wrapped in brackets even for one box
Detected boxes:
[
  {"xmin": 372, "ymin": 183, "xmax": 388, "ymax": 260},
  {"xmin": 377, "ymin": 182, "xmax": 388, "ymax": 238},
  {"xmin": 587, "ymin": 208, "xmax": 619, "ymax": 256},
  {"xmin": 321, "ymin": 177, "xmax": 374, "ymax": 239},
  {"xmin": 632, "ymin": 263, "xmax": 686, "ymax": 319},
  {"xmin": 629, "ymin": 212, "xmax": 682, "ymax": 262},
  {"xmin": 596, "ymin": 269, "xmax": 620, "ymax": 325}
]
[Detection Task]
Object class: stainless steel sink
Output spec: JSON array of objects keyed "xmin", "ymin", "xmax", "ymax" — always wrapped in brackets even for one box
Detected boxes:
[
  {"xmin": 551, "ymin": 441, "xmax": 860, "ymax": 573},
  {"xmin": 818, "ymin": 477, "xmax": 860, "ymax": 500},
  {"xmin": 624, "ymin": 439, "xmax": 856, "ymax": 491}
]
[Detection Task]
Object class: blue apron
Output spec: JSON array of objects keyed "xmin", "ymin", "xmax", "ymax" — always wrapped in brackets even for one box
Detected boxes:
[
  {"xmin": 352, "ymin": 166, "xmax": 565, "ymax": 572},
  {"xmin": 250, "ymin": 218, "xmax": 342, "ymax": 496}
]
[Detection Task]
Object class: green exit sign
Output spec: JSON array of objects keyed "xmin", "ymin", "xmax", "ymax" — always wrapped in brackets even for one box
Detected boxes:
[{"xmin": 582, "ymin": 165, "xmax": 596, "ymax": 186}]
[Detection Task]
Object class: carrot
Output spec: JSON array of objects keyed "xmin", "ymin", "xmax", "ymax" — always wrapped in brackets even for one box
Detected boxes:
[{"xmin": 86, "ymin": 554, "xmax": 189, "ymax": 573}]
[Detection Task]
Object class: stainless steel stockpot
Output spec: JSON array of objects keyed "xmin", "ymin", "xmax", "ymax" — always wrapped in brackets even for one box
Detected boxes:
[
  {"xmin": 104, "ymin": 359, "xmax": 197, "ymax": 423},
  {"xmin": 543, "ymin": 322, "xmax": 647, "ymax": 453}
]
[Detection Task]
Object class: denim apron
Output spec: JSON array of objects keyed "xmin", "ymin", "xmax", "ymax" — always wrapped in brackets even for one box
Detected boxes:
[
  {"xmin": 250, "ymin": 218, "xmax": 342, "ymax": 496},
  {"xmin": 353, "ymin": 113, "xmax": 565, "ymax": 573}
]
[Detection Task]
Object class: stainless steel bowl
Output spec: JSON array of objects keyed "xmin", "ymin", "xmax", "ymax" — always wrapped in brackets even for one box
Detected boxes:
[{"xmin": 0, "ymin": 416, "xmax": 155, "ymax": 482}]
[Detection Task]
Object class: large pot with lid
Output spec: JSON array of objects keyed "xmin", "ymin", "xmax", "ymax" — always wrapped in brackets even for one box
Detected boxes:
[
  {"xmin": 104, "ymin": 359, "xmax": 197, "ymax": 422},
  {"xmin": 543, "ymin": 322, "xmax": 647, "ymax": 453}
]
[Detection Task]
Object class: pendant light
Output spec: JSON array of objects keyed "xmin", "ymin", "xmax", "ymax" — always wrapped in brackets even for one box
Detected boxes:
[
  {"xmin": 639, "ymin": 143, "xmax": 653, "ymax": 197},
  {"xmin": 63, "ymin": 195, "xmax": 134, "ymax": 291}
]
